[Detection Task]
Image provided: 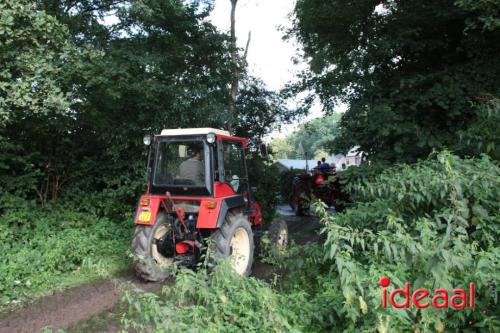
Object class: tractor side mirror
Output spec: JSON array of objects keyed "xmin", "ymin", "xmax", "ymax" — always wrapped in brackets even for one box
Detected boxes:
[{"xmin": 260, "ymin": 143, "xmax": 269, "ymax": 157}]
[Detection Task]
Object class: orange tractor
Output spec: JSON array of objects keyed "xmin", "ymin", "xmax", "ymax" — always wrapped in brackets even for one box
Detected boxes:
[
  {"xmin": 289, "ymin": 167, "xmax": 339, "ymax": 216},
  {"xmin": 132, "ymin": 128, "xmax": 287, "ymax": 281}
]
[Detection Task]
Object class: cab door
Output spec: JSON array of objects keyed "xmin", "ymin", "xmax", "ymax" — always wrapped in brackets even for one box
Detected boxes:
[{"xmin": 220, "ymin": 140, "xmax": 250, "ymax": 205}]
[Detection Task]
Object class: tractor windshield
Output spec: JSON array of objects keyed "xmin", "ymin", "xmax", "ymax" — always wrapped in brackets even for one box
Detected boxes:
[{"xmin": 153, "ymin": 140, "xmax": 207, "ymax": 187}]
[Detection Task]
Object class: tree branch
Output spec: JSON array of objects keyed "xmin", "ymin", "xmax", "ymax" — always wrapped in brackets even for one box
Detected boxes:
[{"xmin": 242, "ymin": 30, "xmax": 251, "ymax": 63}]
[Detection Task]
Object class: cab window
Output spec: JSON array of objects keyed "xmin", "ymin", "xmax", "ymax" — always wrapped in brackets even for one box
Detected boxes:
[
  {"xmin": 154, "ymin": 141, "xmax": 206, "ymax": 187},
  {"xmin": 222, "ymin": 142, "xmax": 246, "ymax": 193}
]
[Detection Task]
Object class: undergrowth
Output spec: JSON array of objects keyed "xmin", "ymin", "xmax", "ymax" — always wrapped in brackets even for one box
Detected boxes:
[{"xmin": 0, "ymin": 195, "xmax": 133, "ymax": 307}]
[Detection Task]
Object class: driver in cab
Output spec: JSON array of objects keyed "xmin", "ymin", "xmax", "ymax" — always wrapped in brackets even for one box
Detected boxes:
[{"xmin": 177, "ymin": 146, "xmax": 205, "ymax": 186}]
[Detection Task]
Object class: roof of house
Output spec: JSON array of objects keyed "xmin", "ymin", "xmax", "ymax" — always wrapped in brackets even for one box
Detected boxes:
[
  {"xmin": 346, "ymin": 145, "xmax": 362, "ymax": 157},
  {"xmin": 275, "ymin": 159, "xmax": 319, "ymax": 170}
]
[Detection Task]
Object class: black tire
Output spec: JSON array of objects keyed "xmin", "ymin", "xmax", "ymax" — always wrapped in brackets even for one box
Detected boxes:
[
  {"xmin": 268, "ymin": 219, "xmax": 288, "ymax": 249},
  {"xmin": 132, "ymin": 213, "xmax": 173, "ymax": 282},
  {"xmin": 294, "ymin": 196, "xmax": 310, "ymax": 216},
  {"xmin": 294, "ymin": 200, "xmax": 305, "ymax": 216},
  {"xmin": 210, "ymin": 211, "xmax": 254, "ymax": 276}
]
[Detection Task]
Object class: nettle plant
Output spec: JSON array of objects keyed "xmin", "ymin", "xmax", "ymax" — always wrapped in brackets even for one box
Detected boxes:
[{"xmin": 317, "ymin": 152, "xmax": 499, "ymax": 332}]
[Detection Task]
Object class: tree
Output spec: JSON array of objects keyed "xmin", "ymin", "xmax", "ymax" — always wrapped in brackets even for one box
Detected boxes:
[
  {"xmin": 286, "ymin": 113, "xmax": 341, "ymax": 158},
  {"xmin": 1, "ymin": 0, "xmax": 236, "ymax": 201},
  {"xmin": 296, "ymin": 141, "xmax": 305, "ymax": 160},
  {"xmin": 228, "ymin": 0, "xmax": 251, "ymax": 128},
  {"xmin": 289, "ymin": 0, "xmax": 500, "ymax": 162},
  {"xmin": 0, "ymin": 0, "xmax": 74, "ymax": 126},
  {"xmin": 1, "ymin": 0, "xmax": 301, "ymax": 203},
  {"xmin": 234, "ymin": 78, "xmax": 297, "ymax": 140},
  {"xmin": 270, "ymin": 138, "xmax": 293, "ymax": 159}
]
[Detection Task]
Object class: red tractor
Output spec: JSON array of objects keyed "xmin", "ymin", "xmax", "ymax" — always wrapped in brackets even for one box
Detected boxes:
[
  {"xmin": 132, "ymin": 128, "xmax": 287, "ymax": 281},
  {"xmin": 289, "ymin": 168, "xmax": 338, "ymax": 216}
]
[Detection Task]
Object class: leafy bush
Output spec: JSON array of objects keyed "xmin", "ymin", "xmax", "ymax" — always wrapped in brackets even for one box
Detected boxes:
[
  {"xmin": 121, "ymin": 263, "xmax": 299, "ymax": 333},
  {"xmin": 316, "ymin": 151, "xmax": 499, "ymax": 331},
  {"xmin": 0, "ymin": 201, "xmax": 133, "ymax": 306},
  {"xmin": 457, "ymin": 98, "xmax": 500, "ymax": 160},
  {"xmin": 277, "ymin": 168, "xmax": 297, "ymax": 204},
  {"xmin": 246, "ymin": 155, "xmax": 280, "ymax": 224}
]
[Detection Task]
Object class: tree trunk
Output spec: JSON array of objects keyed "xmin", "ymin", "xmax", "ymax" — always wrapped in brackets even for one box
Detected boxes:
[
  {"xmin": 229, "ymin": 0, "xmax": 251, "ymax": 132},
  {"xmin": 229, "ymin": 0, "xmax": 239, "ymax": 128}
]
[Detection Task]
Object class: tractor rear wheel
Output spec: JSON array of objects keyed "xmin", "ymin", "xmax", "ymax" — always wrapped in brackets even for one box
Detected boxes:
[
  {"xmin": 132, "ymin": 213, "xmax": 173, "ymax": 282},
  {"xmin": 210, "ymin": 211, "xmax": 254, "ymax": 276}
]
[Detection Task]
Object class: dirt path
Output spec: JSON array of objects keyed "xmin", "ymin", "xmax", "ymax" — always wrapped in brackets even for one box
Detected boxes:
[
  {"xmin": 0, "ymin": 206, "xmax": 321, "ymax": 333},
  {"xmin": 0, "ymin": 274, "xmax": 163, "ymax": 333}
]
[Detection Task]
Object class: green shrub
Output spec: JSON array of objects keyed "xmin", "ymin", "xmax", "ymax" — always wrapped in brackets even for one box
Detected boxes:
[
  {"xmin": 0, "ymin": 202, "xmax": 133, "ymax": 306},
  {"xmin": 246, "ymin": 155, "xmax": 280, "ymax": 224},
  {"xmin": 121, "ymin": 263, "xmax": 299, "ymax": 333},
  {"xmin": 316, "ymin": 151, "xmax": 499, "ymax": 331}
]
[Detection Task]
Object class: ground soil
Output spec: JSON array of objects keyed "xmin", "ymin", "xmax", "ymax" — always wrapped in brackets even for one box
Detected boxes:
[
  {"xmin": 0, "ymin": 205, "xmax": 322, "ymax": 333},
  {"xmin": 0, "ymin": 273, "xmax": 163, "ymax": 333}
]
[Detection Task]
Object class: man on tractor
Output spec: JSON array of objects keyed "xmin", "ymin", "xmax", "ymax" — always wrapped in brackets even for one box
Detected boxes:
[
  {"xmin": 177, "ymin": 145, "xmax": 205, "ymax": 186},
  {"xmin": 320, "ymin": 157, "xmax": 331, "ymax": 176}
]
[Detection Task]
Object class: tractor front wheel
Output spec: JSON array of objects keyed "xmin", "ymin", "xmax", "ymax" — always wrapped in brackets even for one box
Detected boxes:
[
  {"xmin": 132, "ymin": 213, "xmax": 174, "ymax": 282},
  {"xmin": 210, "ymin": 211, "xmax": 254, "ymax": 276}
]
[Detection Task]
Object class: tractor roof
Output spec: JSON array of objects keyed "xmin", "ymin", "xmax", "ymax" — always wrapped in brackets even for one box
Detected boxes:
[{"xmin": 159, "ymin": 128, "xmax": 230, "ymax": 136}]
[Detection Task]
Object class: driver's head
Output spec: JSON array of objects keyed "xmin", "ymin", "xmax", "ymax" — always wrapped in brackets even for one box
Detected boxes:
[{"xmin": 191, "ymin": 146, "xmax": 202, "ymax": 160}]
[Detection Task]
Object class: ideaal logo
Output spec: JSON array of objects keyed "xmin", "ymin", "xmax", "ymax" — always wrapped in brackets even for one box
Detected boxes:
[{"xmin": 379, "ymin": 276, "xmax": 475, "ymax": 309}]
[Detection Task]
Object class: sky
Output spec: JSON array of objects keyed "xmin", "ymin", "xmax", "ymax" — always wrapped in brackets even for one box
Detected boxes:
[{"xmin": 207, "ymin": 0, "xmax": 328, "ymax": 139}]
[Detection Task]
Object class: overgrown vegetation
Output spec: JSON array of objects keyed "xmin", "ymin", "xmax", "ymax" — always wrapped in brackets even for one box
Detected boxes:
[
  {"xmin": 120, "ymin": 152, "xmax": 499, "ymax": 332},
  {"xmin": 1, "ymin": 1, "xmax": 499, "ymax": 331},
  {"xmin": 0, "ymin": 196, "xmax": 132, "ymax": 307},
  {"xmin": 315, "ymin": 152, "xmax": 500, "ymax": 331}
]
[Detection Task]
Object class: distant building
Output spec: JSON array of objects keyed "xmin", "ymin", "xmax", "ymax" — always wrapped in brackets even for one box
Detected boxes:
[
  {"xmin": 331, "ymin": 153, "xmax": 346, "ymax": 170},
  {"xmin": 330, "ymin": 146, "xmax": 364, "ymax": 170},
  {"xmin": 274, "ymin": 159, "xmax": 318, "ymax": 173}
]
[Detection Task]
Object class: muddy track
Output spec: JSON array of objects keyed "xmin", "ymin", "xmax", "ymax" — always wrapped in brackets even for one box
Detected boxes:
[
  {"xmin": 0, "ymin": 206, "xmax": 321, "ymax": 333},
  {"xmin": 0, "ymin": 273, "xmax": 163, "ymax": 333}
]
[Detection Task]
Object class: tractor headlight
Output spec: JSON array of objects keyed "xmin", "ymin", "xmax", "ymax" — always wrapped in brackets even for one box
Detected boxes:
[
  {"xmin": 143, "ymin": 133, "xmax": 152, "ymax": 146},
  {"xmin": 206, "ymin": 132, "xmax": 216, "ymax": 144}
]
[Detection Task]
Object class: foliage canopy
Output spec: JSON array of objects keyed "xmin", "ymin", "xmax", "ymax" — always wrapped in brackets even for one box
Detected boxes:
[{"xmin": 289, "ymin": 0, "xmax": 500, "ymax": 162}]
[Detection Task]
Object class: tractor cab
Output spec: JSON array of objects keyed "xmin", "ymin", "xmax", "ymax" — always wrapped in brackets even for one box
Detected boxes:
[
  {"xmin": 131, "ymin": 128, "xmax": 286, "ymax": 281},
  {"xmin": 148, "ymin": 128, "xmax": 250, "ymax": 199}
]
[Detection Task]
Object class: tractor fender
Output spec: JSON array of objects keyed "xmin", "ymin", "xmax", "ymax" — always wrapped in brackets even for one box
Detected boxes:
[
  {"xmin": 215, "ymin": 195, "xmax": 245, "ymax": 228},
  {"xmin": 196, "ymin": 195, "xmax": 245, "ymax": 229}
]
